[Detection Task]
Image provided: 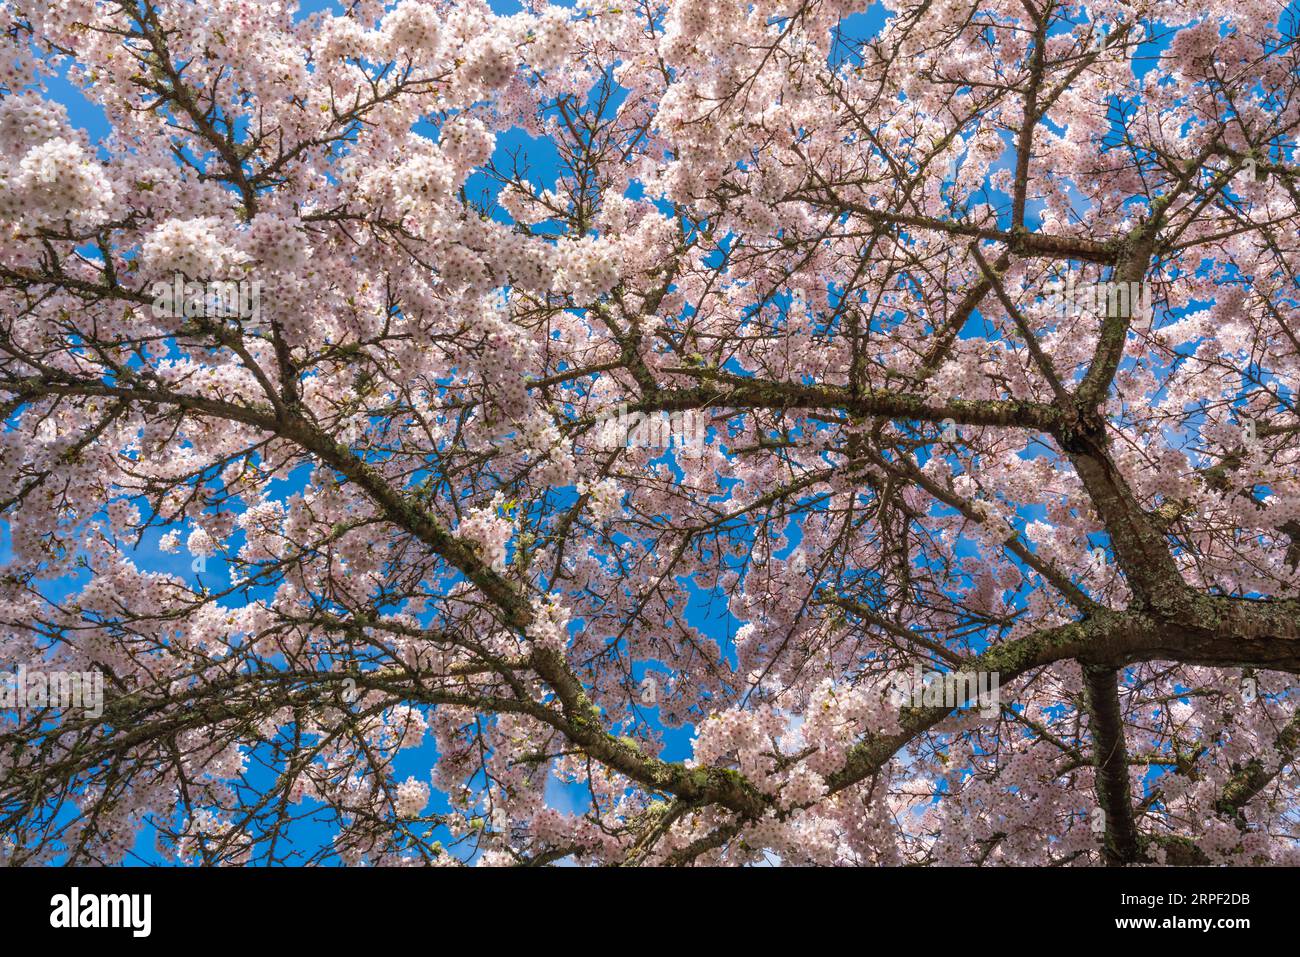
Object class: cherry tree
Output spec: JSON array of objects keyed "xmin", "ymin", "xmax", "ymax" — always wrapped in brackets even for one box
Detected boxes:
[{"xmin": 1, "ymin": 0, "xmax": 1298, "ymax": 866}]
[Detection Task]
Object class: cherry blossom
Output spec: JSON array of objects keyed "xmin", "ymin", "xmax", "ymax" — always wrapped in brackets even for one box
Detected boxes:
[{"xmin": 0, "ymin": 0, "xmax": 1297, "ymax": 867}]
